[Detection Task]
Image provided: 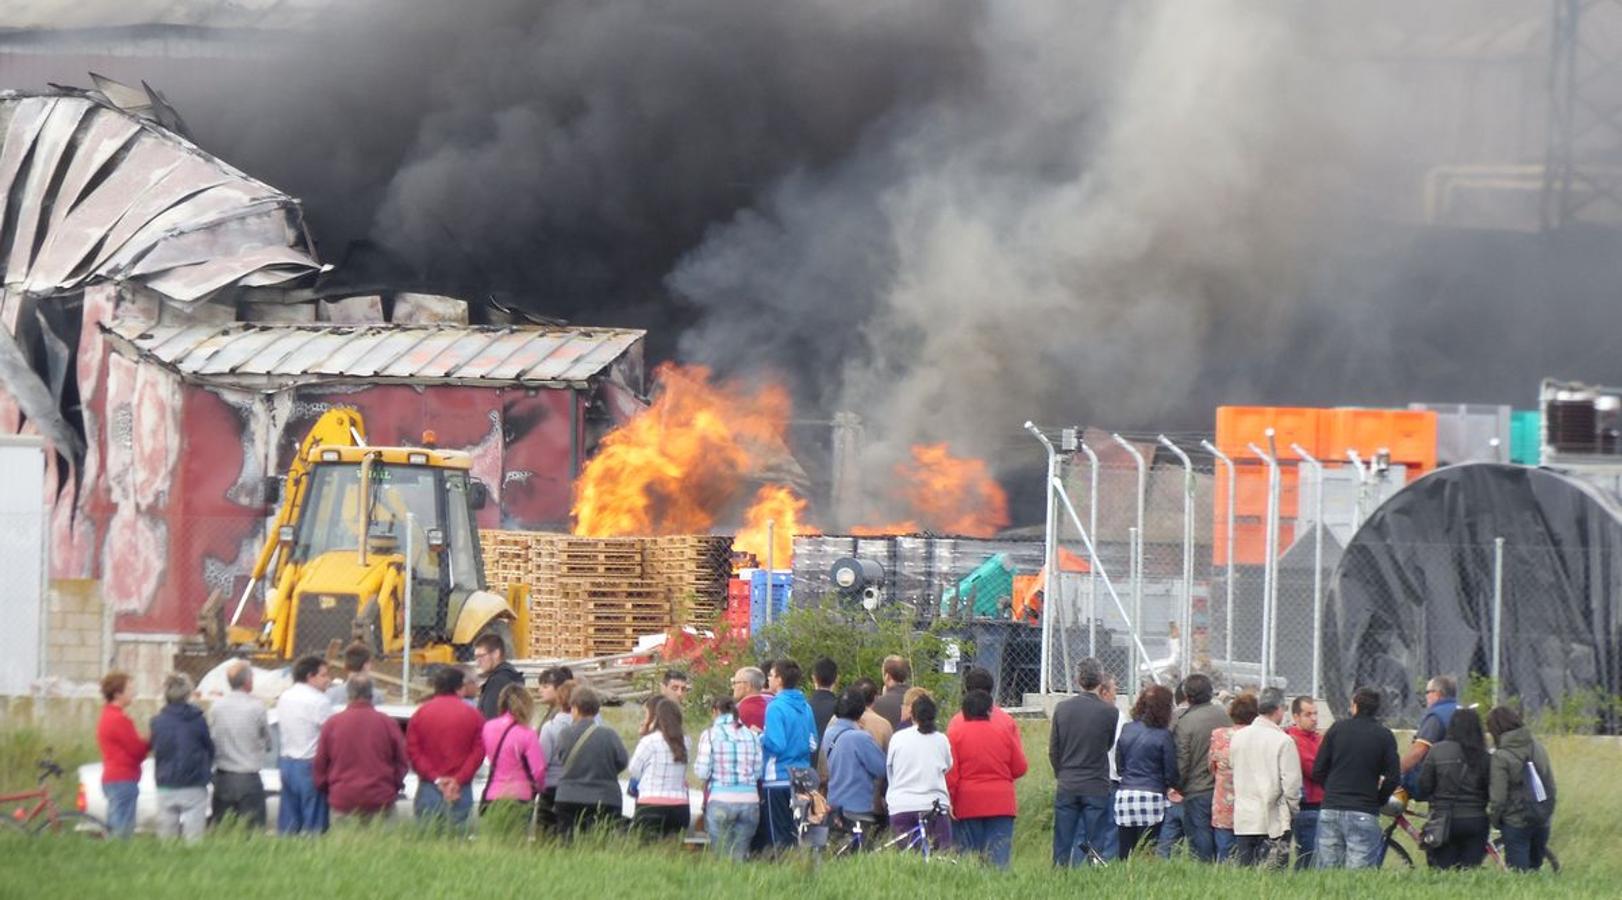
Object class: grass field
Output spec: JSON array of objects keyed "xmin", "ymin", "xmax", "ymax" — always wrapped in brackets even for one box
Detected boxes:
[{"xmin": 0, "ymin": 714, "xmax": 1612, "ymax": 899}]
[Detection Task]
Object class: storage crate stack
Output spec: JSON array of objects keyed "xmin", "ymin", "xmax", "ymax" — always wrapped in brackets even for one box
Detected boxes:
[
  {"xmin": 647, "ymin": 535, "xmax": 732, "ymax": 624},
  {"xmin": 550, "ymin": 537, "xmax": 669, "ymax": 656},
  {"xmin": 479, "ymin": 530, "xmax": 588, "ymax": 659}
]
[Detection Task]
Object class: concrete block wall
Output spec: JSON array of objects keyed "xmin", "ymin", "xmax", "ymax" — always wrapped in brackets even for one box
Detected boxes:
[{"xmin": 44, "ymin": 580, "xmax": 109, "ymax": 685}]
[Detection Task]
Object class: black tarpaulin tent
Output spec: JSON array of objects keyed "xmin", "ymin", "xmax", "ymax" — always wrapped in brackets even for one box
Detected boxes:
[{"xmin": 1324, "ymin": 463, "xmax": 1622, "ymax": 729}]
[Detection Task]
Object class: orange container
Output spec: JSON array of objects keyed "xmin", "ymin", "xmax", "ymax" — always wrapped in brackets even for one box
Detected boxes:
[
  {"xmin": 1215, "ymin": 406, "xmax": 1323, "ymax": 459},
  {"xmin": 1319, "ymin": 408, "xmax": 1437, "ymax": 475}
]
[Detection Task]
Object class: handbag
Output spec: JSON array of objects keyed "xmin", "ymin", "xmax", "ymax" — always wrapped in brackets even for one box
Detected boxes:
[{"xmin": 1420, "ymin": 808, "xmax": 1452, "ymax": 849}]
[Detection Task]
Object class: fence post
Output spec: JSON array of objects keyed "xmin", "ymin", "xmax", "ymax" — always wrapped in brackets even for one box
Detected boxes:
[
  {"xmin": 1027, "ymin": 422, "xmax": 1058, "ymax": 695},
  {"xmin": 1112, "ymin": 434, "xmax": 1147, "ymax": 697},
  {"xmin": 1159, "ymin": 436, "xmax": 1194, "ymax": 678},
  {"xmin": 403, "ymin": 511, "xmax": 414, "ymax": 705},
  {"xmin": 1492, "ymin": 535, "xmax": 1505, "ymax": 707},
  {"xmin": 1249, "ymin": 435, "xmax": 1279, "ymax": 688},
  {"xmin": 764, "ymin": 519, "xmax": 776, "ymax": 626},
  {"xmin": 1201, "ymin": 441, "xmax": 1236, "ymax": 670},
  {"xmin": 1292, "ymin": 444, "xmax": 1325, "ymax": 701},
  {"xmin": 1080, "ymin": 440, "xmax": 1101, "ymax": 659}
]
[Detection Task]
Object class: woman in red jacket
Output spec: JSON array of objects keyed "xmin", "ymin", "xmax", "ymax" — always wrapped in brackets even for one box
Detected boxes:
[
  {"xmin": 96, "ymin": 672, "xmax": 149, "ymax": 838},
  {"xmin": 946, "ymin": 689, "xmax": 1028, "ymax": 868}
]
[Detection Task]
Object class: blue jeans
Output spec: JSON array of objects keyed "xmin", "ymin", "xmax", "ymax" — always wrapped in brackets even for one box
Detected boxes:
[
  {"xmin": 1180, "ymin": 791, "xmax": 1217, "ymax": 862},
  {"xmin": 1053, "ymin": 790, "xmax": 1112, "ymax": 866},
  {"xmin": 956, "ymin": 816, "xmax": 1016, "ymax": 869},
  {"xmin": 1293, "ymin": 808, "xmax": 1320, "ymax": 870},
  {"xmin": 1214, "ymin": 827, "xmax": 1236, "ymax": 862},
  {"xmin": 104, "ymin": 780, "xmax": 138, "ymax": 838},
  {"xmin": 414, "ymin": 779, "xmax": 472, "ymax": 829},
  {"xmin": 277, "ymin": 757, "xmax": 329, "ymax": 835},
  {"xmin": 1096, "ymin": 785, "xmax": 1119, "ymax": 859},
  {"xmin": 1314, "ymin": 808, "xmax": 1382, "ymax": 869},
  {"xmin": 706, "ymin": 800, "xmax": 759, "ymax": 861},
  {"xmin": 1156, "ymin": 800, "xmax": 1185, "ymax": 858},
  {"xmin": 1500, "ymin": 821, "xmax": 1551, "ymax": 871}
]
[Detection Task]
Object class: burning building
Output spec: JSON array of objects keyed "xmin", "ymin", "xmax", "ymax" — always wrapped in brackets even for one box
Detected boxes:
[{"xmin": 0, "ymin": 80, "xmax": 644, "ymax": 687}]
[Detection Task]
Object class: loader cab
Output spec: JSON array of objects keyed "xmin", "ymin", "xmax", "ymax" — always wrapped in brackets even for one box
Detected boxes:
[{"xmin": 290, "ymin": 446, "xmax": 485, "ymax": 643}]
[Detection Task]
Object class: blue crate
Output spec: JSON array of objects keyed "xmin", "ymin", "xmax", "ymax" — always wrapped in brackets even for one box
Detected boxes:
[{"xmin": 747, "ymin": 569, "xmax": 793, "ymax": 634}]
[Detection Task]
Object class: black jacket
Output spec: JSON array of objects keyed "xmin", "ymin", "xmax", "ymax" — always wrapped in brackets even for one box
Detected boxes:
[
  {"xmin": 150, "ymin": 702, "xmax": 214, "ymax": 789},
  {"xmin": 1049, "ymin": 692, "xmax": 1118, "ymax": 795},
  {"xmin": 1416, "ymin": 740, "xmax": 1489, "ymax": 819},
  {"xmin": 1312, "ymin": 715, "xmax": 1400, "ymax": 814},
  {"xmin": 478, "ymin": 662, "xmax": 525, "ymax": 720},
  {"xmin": 809, "ymin": 689, "xmax": 838, "ymax": 741}
]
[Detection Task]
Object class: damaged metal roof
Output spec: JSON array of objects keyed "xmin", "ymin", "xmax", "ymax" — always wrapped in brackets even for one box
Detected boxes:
[
  {"xmin": 103, "ymin": 319, "xmax": 646, "ymax": 389},
  {"xmin": 0, "ymin": 84, "xmax": 322, "ymax": 304}
]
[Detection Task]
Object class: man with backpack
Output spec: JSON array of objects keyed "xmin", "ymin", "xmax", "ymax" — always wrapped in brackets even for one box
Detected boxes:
[{"xmin": 1487, "ymin": 706, "xmax": 1556, "ymax": 871}]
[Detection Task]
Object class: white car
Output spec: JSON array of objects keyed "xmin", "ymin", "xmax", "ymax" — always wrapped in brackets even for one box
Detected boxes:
[{"xmin": 78, "ymin": 704, "xmax": 703, "ymax": 832}]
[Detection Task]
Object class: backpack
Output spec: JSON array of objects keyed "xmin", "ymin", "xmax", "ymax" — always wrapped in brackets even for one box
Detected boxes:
[{"xmin": 1519, "ymin": 756, "xmax": 1555, "ymax": 825}]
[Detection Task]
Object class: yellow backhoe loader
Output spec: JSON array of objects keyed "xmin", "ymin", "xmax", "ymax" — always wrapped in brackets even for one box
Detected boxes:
[{"xmin": 222, "ymin": 408, "xmax": 528, "ymax": 664}]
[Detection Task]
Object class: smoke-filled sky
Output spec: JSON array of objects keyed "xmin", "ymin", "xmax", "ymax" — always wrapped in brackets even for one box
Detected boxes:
[{"xmin": 108, "ymin": 0, "xmax": 1622, "ymax": 479}]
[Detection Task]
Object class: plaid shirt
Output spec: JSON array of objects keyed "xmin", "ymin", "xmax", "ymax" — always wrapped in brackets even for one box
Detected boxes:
[
  {"xmin": 693, "ymin": 714, "xmax": 762, "ymax": 804},
  {"xmin": 628, "ymin": 732, "xmax": 690, "ymax": 804}
]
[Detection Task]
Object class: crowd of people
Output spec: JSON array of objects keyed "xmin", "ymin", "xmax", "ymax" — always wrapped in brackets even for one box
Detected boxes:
[{"xmin": 93, "ymin": 639, "xmax": 1558, "ymax": 874}]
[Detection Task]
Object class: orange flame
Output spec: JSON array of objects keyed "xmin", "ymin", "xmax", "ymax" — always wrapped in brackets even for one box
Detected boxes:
[
  {"xmin": 572, "ymin": 363, "xmax": 789, "ymax": 536},
  {"xmin": 734, "ymin": 485, "xmax": 819, "ymax": 568},
  {"xmin": 852, "ymin": 442, "xmax": 1009, "ymax": 537}
]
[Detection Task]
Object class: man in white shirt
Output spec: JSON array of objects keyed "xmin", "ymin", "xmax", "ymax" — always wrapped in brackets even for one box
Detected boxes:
[
  {"xmin": 274, "ymin": 655, "xmax": 333, "ymax": 834},
  {"xmin": 1230, "ymin": 690, "xmax": 1302, "ymax": 868}
]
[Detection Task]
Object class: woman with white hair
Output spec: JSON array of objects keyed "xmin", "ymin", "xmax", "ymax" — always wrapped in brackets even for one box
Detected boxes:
[{"xmin": 149, "ymin": 672, "xmax": 214, "ymax": 842}]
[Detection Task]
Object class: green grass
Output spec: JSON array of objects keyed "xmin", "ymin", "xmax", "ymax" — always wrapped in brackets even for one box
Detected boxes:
[{"xmin": 0, "ymin": 718, "xmax": 1612, "ymax": 898}]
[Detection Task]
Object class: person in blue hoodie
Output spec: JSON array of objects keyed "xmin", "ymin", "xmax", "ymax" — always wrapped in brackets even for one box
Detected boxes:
[
  {"xmin": 824, "ymin": 688, "xmax": 887, "ymax": 827},
  {"xmin": 754, "ymin": 658, "xmax": 816, "ymax": 852},
  {"xmin": 150, "ymin": 672, "xmax": 214, "ymax": 842}
]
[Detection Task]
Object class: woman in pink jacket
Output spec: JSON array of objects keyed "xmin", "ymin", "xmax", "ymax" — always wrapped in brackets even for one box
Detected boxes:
[{"xmin": 481, "ymin": 684, "xmax": 547, "ymax": 814}]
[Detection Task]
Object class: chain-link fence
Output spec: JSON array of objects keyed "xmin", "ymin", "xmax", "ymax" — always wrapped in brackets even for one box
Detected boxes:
[
  {"xmin": 1038, "ymin": 430, "xmax": 1378, "ymax": 707},
  {"xmin": 1035, "ymin": 429, "xmax": 1621, "ymax": 729}
]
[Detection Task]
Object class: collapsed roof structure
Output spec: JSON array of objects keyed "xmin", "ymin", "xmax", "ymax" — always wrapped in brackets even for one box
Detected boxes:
[{"xmin": 0, "ymin": 78, "xmax": 646, "ymax": 642}]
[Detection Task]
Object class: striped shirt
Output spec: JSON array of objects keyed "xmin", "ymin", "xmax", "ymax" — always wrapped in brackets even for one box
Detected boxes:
[
  {"xmin": 693, "ymin": 714, "xmax": 762, "ymax": 804},
  {"xmin": 628, "ymin": 733, "xmax": 690, "ymax": 805}
]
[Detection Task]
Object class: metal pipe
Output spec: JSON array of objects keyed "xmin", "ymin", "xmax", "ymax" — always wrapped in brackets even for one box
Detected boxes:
[
  {"xmin": 1111, "ymin": 434, "xmax": 1147, "ymax": 696},
  {"xmin": 1347, "ymin": 449, "xmax": 1368, "ymax": 532},
  {"xmin": 1080, "ymin": 440, "xmax": 1101, "ymax": 659},
  {"xmin": 1200, "ymin": 441, "xmax": 1237, "ymax": 669},
  {"xmin": 765, "ymin": 519, "xmax": 777, "ymax": 626},
  {"xmin": 1159, "ymin": 436, "xmax": 1194, "ymax": 677},
  {"xmin": 403, "ymin": 511, "xmax": 414, "ymax": 704},
  {"xmin": 1492, "ymin": 536, "xmax": 1505, "ymax": 706},
  {"xmin": 1293, "ymin": 444, "xmax": 1326, "ymax": 700},
  {"xmin": 1249, "ymin": 435, "xmax": 1279, "ymax": 688},
  {"xmin": 1026, "ymin": 422, "xmax": 1059, "ymax": 695},
  {"xmin": 1052, "ymin": 478, "xmax": 1161, "ymax": 683}
]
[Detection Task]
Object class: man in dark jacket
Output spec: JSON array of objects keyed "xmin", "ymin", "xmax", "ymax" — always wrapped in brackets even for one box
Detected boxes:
[
  {"xmin": 872, "ymin": 656, "xmax": 911, "ymax": 728},
  {"xmin": 1311, "ymin": 687, "xmax": 1400, "ymax": 869},
  {"xmin": 314, "ymin": 675, "xmax": 409, "ymax": 819},
  {"xmin": 150, "ymin": 672, "xmax": 214, "ymax": 842},
  {"xmin": 1168, "ymin": 673, "xmax": 1230, "ymax": 862},
  {"xmin": 474, "ymin": 633, "xmax": 524, "ymax": 720},
  {"xmin": 1049, "ymin": 657, "xmax": 1118, "ymax": 866},
  {"xmin": 808, "ymin": 657, "xmax": 839, "ymax": 739}
]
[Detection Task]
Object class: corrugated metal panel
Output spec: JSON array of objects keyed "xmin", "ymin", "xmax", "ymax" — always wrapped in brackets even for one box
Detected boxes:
[{"xmin": 104, "ymin": 321, "xmax": 647, "ymax": 387}]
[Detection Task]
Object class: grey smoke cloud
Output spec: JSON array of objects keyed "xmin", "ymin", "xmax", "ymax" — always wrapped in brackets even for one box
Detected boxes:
[{"xmin": 149, "ymin": 0, "xmax": 1622, "ymax": 499}]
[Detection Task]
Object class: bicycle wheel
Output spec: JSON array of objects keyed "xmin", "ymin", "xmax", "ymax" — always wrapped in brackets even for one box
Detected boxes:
[
  {"xmin": 1380, "ymin": 836, "xmax": 1414, "ymax": 868},
  {"xmin": 33, "ymin": 811, "xmax": 109, "ymax": 839}
]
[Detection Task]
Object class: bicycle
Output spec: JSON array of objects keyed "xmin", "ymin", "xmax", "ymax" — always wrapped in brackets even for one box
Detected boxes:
[
  {"xmin": 1, "ymin": 754, "xmax": 109, "ymax": 838},
  {"xmin": 1380, "ymin": 794, "xmax": 1558, "ymax": 872},
  {"xmin": 829, "ymin": 800, "xmax": 956, "ymax": 861}
]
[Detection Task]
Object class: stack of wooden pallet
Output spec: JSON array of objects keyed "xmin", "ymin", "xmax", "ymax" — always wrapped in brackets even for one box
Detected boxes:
[
  {"xmin": 647, "ymin": 535, "xmax": 732, "ymax": 623},
  {"xmin": 480, "ymin": 531, "xmax": 734, "ymax": 658}
]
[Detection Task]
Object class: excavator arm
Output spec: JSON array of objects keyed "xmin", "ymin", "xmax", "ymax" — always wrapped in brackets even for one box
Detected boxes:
[{"xmin": 225, "ymin": 409, "xmax": 367, "ymax": 645}]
